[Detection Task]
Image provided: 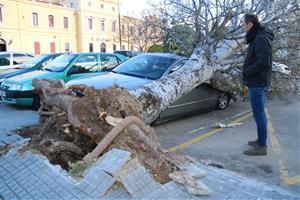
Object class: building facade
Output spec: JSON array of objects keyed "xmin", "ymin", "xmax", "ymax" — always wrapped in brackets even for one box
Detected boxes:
[{"xmin": 0, "ymin": 0, "xmax": 138, "ymax": 54}]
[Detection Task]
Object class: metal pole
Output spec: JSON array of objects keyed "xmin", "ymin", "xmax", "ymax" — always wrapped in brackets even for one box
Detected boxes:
[{"xmin": 118, "ymin": 0, "xmax": 122, "ymax": 50}]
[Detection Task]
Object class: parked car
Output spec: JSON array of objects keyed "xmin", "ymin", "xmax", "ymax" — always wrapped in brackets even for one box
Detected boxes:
[
  {"xmin": 113, "ymin": 50, "xmax": 140, "ymax": 58},
  {"xmin": 66, "ymin": 53, "xmax": 231, "ymax": 123},
  {"xmin": 0, "ymin": 53, "xmax": 128, "ymax": 109},
  {"xmin": 0, "ymin": 53, "xmax": 62, "ymax": 86},
  {"xmin": 0, "ymin": 52, "xmax": 34, "ymax": 72}
]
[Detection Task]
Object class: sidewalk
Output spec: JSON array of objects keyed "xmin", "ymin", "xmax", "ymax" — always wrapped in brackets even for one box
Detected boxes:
[{"xmin": 0, "ymin": 146, "xmax": 299, "ymax": 200}]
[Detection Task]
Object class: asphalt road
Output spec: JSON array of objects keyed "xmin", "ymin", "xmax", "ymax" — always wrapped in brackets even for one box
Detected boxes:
[{"xmin": 155, "ymin": 94, "xmax": 300, "ymax": 193}]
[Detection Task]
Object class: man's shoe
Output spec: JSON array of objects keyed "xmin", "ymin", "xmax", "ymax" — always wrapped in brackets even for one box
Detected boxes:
[
  {"xmin": 243, "ymin": 145, "xmax": 267, "ymax": 156},
  {"xmin": 248, "ymin": 139, "xmax": 258, "ymax": 147}
]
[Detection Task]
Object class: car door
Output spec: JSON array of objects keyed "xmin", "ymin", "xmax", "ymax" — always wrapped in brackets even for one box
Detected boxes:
[
  {"xmin": 158, "ymin": 60, "xmax": 218, "ymax": 122},
  {"xmin": 65, "ymin": 54, "xmax": 99, "ymax": 82}
]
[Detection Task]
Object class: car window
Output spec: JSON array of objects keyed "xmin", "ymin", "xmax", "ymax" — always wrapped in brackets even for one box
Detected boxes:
[
  {"xmin": 0, "ymin": 58, "xmax": 10, "ymax": 66},
  {"xmin": 19, "ymin": 54, "xmax": 48, "ymax": 69},
  {"xmin": 114, "ymin": 51, "xmax": 131, "ymax": 57},
  {"xmin": 0, "ymin": 54, "xmax": 10, "ymax": 59},
  {"xmin": 100, "ymin": 55, "xmax": 119, "ymax": 70},
  {"xmin": 113, "ymin": 55, "xmax": 177, "ymax": 79},
  {"xmin": 169, "ymin": 59, "xmax": 188, "ymax": 73},
  {"xmin": 68, "ymin": 55, "xmax": 98, "ymax": 74},
  {"xmin": 13, "ymin": 53, "xmax": 26, "ymax": 57},
  {"xmin": 40, "ymin": 57, "xmax": 55, "ymax": 69},
  {"xmin": 43, "ymin": 54, "xmax": 76, "ymax": 72}
]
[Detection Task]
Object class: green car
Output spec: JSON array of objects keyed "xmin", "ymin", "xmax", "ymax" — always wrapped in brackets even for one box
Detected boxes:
[{"xmin": 0, "ymin": 52, "xmax": 127, "ymax": 109}]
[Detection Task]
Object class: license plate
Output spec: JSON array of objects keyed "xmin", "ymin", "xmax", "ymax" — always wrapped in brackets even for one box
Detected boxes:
[{"xmin": 0, "ymin": 90, "xmax": 6, "ymax": 97}]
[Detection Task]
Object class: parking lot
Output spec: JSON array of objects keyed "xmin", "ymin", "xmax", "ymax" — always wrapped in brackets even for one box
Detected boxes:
[
  {"xmin": 155, "ymin": 94, "xmax": 300, "ymax": 193},
  {"xmin": 0, "ymin": 94, "xmax": 299, "ymax": 194}
]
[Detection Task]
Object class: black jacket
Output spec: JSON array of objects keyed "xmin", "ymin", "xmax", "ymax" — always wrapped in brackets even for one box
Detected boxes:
[{"xmin": 243, "ymin": 24, "xmax": 274, "ymax": 87}]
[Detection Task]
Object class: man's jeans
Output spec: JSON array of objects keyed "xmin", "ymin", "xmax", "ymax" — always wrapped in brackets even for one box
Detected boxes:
[{"xmin": 248, "ymin": 87, "xmax": 268, "ymax": 147}]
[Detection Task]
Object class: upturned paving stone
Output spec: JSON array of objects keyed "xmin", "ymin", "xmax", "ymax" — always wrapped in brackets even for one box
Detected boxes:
[
  {"xmin": 92, "ymin": 148, "xmax": 131, "ymax": 176},
  {"xmin": 117, "ymin": 160, "xmax": 161, "ymax": 199},
  {"xmin": 143, "ymin": 181, "xmax": 192, "ymax": 200}
]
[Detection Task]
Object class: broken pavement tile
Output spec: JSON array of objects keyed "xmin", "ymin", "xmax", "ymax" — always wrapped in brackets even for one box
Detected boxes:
[
  {"xmin": 92, "ymin": 148, "xmax": 131, "ymax": 177},
  {"xmin": 169, "ymin": 171, "xmax": 212, "ymax": 196}
]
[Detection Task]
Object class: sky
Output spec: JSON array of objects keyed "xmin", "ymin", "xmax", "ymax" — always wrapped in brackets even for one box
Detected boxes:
[{"xmin": 120, "ymin": 0, "xmax": 151, "ymax": 17}]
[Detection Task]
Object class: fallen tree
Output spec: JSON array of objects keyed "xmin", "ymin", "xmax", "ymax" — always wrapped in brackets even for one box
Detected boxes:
[{"xmin": 18, "ymin": 0, "xmax": 299, "ymax": 194}]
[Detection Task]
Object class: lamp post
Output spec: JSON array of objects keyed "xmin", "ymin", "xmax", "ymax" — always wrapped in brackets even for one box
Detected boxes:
[{"xmin": 118, "ymin": 0, "xmax": 122, "ymax": 50}]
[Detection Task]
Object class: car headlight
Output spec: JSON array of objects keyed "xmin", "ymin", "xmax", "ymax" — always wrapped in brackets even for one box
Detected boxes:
[{"xmin": 10, "ymin": 84, "xmax": 23, "ymax": 91}]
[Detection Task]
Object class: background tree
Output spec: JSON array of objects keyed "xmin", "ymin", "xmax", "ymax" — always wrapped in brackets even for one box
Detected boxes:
[
  {"xmin": 164, "ymin": 24, "xmax": 196, "ymax": 56},
  {"xmin": 121, "ymin": 14, "xmax": 163, "ymax": 52}
]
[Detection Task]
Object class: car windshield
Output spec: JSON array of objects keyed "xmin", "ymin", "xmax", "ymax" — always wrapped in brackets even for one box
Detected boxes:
[
  {"xmin": 112, "ymin": 55, "xmax": 177, "ymax": 79},
  {"xmin": 19, "ymin": 55, "xmax": 48, "ymax": 69},
  {"xmin": 43, "ymin": 54, "xmax": 76, "ymax": 72}
]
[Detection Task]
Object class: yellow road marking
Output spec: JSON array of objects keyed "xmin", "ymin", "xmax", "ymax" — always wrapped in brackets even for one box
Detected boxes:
[
  {"xmin": 168, "ymin": 128, "xmax": 223, "ymax": 152},
  {"xmin": 168, "ymin": 112, "xmax": 253, "ymax": 152},
  {"xmin": 266, "ymin": 109, "xmax": 300, "ymax": 186}
]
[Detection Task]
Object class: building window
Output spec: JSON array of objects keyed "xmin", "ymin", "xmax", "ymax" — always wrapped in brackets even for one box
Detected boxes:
[
  {"xmin": 0, "ymin": 5, "xmax": 3, "ymax": 22},
  {"xmin": 112, "ymin": 7, "xmax": 115, "ymax": 11},
  {"xmin": 131, "ymin": 46, "xmax": 133, "ymax": 51},
  {"xmin": 48, "ymin": 15, "xmax": 54, "ymax": 27},
  {"xmin": 113, "ymin": 44, "xmax": 116, "ymax": 51},
  {"xmin": 130, "ymin": 26, "xmax": 134, "ymax": 35},
  {"xmin": 34, "ymin": 42, "xmax": 40, "ymax": 55},
  {"xmin": 65, "ymin": 42, "xmax": 70, "ymax": 52},
  {"xmin": 88, "ymin": 1, "xmax": 92, "ymax": 7},
  {"xmin": 32, "ymin": 13, "xmax": 38, "ymax": 26},
  {"xmin": 63, "ymin": 17, "xmax": 68, "ymax": 29},
  {"xmin": 112, "ymin": 21, "xmax": 116, "ymax": 33},
  {"xmin": 88, "ymin": 18, "xmax": 93, "ymax": 30},
  {"xmin": 101, "ymin": 19, "xmax": 105, "ymax": 31},
  {"xmin": 0, "ymin": 38, "xmax": 7, "ymax": 51},
  {"xmin": 121, "ymin": 25, "xmax": 125, "ymax": 35},
  {"xmin": 100, "ymin": 43, "xmax": 106, "ymax": 53},
  {"xmin": 50, "ymin": 42, "xmax": 56, "ymax": 53},
  {"xmin": 89, "ymin": 43, "xmax": 93, "ymax": 52},
  {"xmin": 101, "ymin": 4, "xmax": 104, "ymax": 9}
]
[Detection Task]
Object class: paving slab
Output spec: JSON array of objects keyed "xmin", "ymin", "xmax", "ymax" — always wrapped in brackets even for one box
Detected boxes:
[{"xmin": 0, "ymin": 145, "xmax": 298, "ymax": 199}]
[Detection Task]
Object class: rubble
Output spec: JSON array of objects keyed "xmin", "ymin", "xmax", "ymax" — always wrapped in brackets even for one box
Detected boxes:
[
  {"xmin": 272, "ymin": 62, "xmax": 291, "ymax": 75},
  {"xmin": 215, "ymin": 122, "xmax": 242, "ymax": 128}
]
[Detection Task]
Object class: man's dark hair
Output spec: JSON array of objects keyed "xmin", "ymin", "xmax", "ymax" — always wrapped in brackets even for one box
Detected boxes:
[{"xmin": 244, "ymin": 14, "xmax": 260, "ymax": 25}]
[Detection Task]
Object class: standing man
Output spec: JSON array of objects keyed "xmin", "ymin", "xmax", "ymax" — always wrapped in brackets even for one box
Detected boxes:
[{"xmin": 242, "ymin": 14, "xmax": 274, "ymax": 155}]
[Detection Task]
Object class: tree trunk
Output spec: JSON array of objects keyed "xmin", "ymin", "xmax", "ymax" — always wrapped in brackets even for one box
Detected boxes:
[{"xmin": 131, "ymin": 40, "xmax": 241, "ymax": 124}]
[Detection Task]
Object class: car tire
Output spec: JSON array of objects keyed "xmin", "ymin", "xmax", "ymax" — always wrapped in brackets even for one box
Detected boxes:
[
  {"xmin": 216, "ymin": 92, "xmax": 230, "ymax": 110},
  {"xmin": 32, "ymin": 94, "xmax": 41, "ymax": 111}
]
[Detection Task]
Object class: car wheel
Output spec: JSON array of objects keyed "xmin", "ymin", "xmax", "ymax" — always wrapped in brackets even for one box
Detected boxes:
[
  {"xmin": 32, "ymin": 94, "xmax": 41, "ymax": 111},
  {"xmin": 216, "ymin": 92, "xmax": 230, "ymax": 110}
]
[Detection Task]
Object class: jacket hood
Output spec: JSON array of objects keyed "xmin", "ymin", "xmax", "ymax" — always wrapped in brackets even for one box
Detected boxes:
[
  {"xmin": 260, "ymin": 26, "xmax": 275, "ymax": 41},
  {"xmin": 246, "ymin": 24, "xmax": 274, "ymax": 44}
]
